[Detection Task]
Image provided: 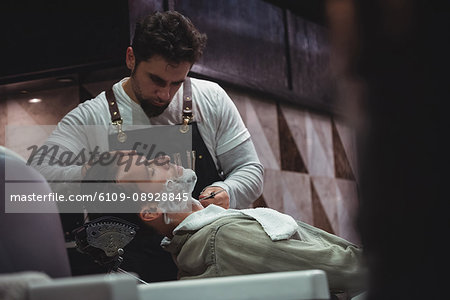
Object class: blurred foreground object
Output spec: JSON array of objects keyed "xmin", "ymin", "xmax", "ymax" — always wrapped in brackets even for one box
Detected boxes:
[{"xmin": 327, "ymin": 0, "xmax": 449, "ymax": 299}]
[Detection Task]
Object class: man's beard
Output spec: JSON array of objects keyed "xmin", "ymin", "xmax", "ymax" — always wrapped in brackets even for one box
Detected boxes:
[
  {"xmin": 140, "ymin": 98, "xmax": 170, "ymax": 118},
  {"xmin": 130, "ymin": 73, "xmax": 170, "ymax": 118}
]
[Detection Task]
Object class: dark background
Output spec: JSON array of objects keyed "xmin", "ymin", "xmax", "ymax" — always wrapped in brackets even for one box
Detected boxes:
[
  {"xmin": 0, "ymin": 0, "xmax": 333, "ymax": 114},
  {"xmin": 0, "ymin": 0, "xmax": 130, "ymax": 81}
]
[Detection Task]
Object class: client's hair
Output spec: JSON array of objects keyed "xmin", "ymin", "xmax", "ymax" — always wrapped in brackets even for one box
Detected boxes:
[{"xmin": 80, "ymin": 155, "xmax": 149, "ymax": 231}]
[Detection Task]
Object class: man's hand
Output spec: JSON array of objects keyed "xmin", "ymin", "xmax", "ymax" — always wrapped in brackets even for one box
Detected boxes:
[{"xmin": 199, "ymin": 186, "xmax": 230, "ymax": 209}]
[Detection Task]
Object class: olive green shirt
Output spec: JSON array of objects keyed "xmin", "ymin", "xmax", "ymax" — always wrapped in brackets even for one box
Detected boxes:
[{"xmin": 162, "ymin": 212, "xmax": 365, "ymax": 294}]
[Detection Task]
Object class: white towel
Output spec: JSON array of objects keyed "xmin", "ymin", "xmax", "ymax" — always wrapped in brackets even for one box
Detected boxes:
[
  {"xmin": 173, "ymin": 205, "xmax": 299, "ymax": 241},
  {"xmin": 239, "ymin": 207, "xmax": 299, "ymax": 241}
]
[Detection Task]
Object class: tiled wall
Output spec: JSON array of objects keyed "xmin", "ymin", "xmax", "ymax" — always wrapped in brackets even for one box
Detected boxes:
[
  {"xmin": 0, "ymin": 86, "xmax": 79, "ymax": 158},
  {"xmin": 228, "ymin": 88, "xmax": 361, "ymax": 245}
]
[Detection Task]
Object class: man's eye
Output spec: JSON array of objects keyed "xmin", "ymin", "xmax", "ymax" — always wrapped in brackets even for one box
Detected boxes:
[{"xmin": 150, "ymin": 76, "xmax": 165, "ymax": 86}]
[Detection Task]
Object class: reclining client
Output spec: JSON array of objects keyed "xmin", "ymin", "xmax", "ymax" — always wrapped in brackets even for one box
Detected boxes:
[{"xmin": 81, "ymin": 154, "xmax": 366, "ymax": 296}]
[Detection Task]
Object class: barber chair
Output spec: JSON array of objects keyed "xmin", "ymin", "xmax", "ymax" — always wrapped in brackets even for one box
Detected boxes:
[
  {"xmin": 10, "ymin": 209, "xmax": 331, "ymax": 300},
  {"xmin": 0, "ymin": 147, "xmax": 71, "ymax": 300},
  {"xmin": 27, "ymin": 270, "xmax": 330, "ymax": 300},
  {"xmin": 28, "ymin": 273, "xmax": 138, "ymax": 300},
  {"xmin": 28, "ymin": 271, "xmax": 367, "ymax": 300},
  {"xmin": 72, "ymin": 216, "xmax": 141, "ymax": 281},
  {"xmin": 0, "ymin": 146, "xmax": 71, "ymax": 277},
  {"xmin": 138, "ymin": 270, "xmax": 330, "ymax": 300}
]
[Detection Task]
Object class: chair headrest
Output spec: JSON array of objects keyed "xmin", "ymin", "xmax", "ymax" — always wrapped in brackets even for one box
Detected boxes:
[{"xmin": 72, "ymin": 216, "xmax": 139, "ymax": 271}]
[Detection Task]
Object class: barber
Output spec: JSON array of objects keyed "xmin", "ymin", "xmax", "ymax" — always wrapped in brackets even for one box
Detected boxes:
[{"xmin": 32, "ymin": 11, "xmax": 263, "ymax": 282}]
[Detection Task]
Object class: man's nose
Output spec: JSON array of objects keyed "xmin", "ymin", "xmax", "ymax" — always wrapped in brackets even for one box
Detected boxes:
[{"xmin": 156, "ymin": 86, "xmax": 171, "ymax": 102}]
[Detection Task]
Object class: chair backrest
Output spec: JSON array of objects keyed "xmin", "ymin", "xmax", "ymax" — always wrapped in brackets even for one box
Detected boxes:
[
  {"xmin": 138, "ymin": 270, "xmax": 330, "ymax": 300},
  {"xmin": 27, "ymin": 270, "xmax": 329, "ymax": 300},
  {"xmin": 28, "ymin": 273, "xmax": 138, "ymax": 300},
  {"xmin": 0, "ymin": 146, "xmax": 71, "ymax": 278}
]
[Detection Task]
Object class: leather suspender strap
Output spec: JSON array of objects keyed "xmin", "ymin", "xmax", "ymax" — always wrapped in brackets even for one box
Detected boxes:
[
  {"xmin": 105, "ymin": 88, "xmax": 127, "ymax": 142},
  {"xmin": 182, "ymin": 77, "xmax": 193, "ymax": 120},
  {"xmin": 106, "ymin": 79, "xmax": 192, "ymax": 125},
  {"xmin": 105, "ymin": 79, "xmax": 192, "ymax": 135},
  {"xmin": 180, "ymin": 77, "xmax": 193, "ymax": 133},
  {"xmin": 106, "ymin": 88, "xmax": 122, "ymax": 125}
]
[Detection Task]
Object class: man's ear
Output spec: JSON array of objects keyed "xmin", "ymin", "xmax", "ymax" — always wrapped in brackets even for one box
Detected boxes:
[
  {"xmin": 139, "ymin": 205, "xmax": 161, "ymax": 222},
  {"xmin": 126, "ymin": 46, "xmax": 135, "ymax": 70}
]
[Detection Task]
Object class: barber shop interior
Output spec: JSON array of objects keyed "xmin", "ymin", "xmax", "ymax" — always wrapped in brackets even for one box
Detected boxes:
[{"xmin": 0, "ymin": 0, "xmax": 447, "ymax": 299}]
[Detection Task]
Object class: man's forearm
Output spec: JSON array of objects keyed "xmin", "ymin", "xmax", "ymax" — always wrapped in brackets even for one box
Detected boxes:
[{"xmin": 214, "ymin": 139, "xmax": 264, "ymax": 208}]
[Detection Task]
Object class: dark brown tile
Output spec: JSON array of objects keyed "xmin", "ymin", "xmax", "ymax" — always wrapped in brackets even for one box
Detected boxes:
[
  {"xmin": 252, "ymin": 194, "xmax": 268, "ymax": 208},
  {"xmin": 311, "ymin": 178, "xmax": 334, "ymax": 234},
  {"xmin": 277, "ymin": 104, "xmax": 308, "ymax": 173},
  {"xmin": 332, "ymin": 119, "xmax": 355, "ymax": 180}
]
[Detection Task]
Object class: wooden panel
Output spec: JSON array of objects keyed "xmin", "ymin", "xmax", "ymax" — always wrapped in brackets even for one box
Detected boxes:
[
  {"xmin": 174, "ymin": 0, "xmax": 288, "ymax": 91},
  {"xmin": 287, "ymin": 11, "xmax": 334, "ymax": 106},
  {"xmin": 128, "ymin": 0, "xmax": 164, "ymax": 42},
  {"xmin": 264, "ymin": 0, "xmax": 327, "ymax": 25}
]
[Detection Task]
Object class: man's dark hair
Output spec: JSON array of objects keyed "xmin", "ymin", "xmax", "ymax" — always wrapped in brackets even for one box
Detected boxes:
[
  {"xmin": 132, "ymin": 11, "xmax": 207, "ymax": 65},
  {"xmin": 80, "ymin": 157, "xmax": 147, "ymax": 230}
]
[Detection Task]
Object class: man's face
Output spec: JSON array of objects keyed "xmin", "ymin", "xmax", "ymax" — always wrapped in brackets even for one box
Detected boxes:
[{"xmin": 128, "ymin": 53, "xmax": 191, "ymax": 118}]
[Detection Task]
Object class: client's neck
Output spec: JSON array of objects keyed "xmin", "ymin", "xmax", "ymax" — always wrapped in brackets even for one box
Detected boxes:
[{"xmin": 153, "ymin": 200, "xmax": 204, "ymax": 238}]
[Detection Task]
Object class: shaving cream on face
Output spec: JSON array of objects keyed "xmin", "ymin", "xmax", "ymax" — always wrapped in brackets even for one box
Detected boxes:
[
  {"xmin": 158, "ymin": 168, "xmax": 198, "ymax": 213},
  {"xmin": 164, "ymin": 168, "xmax": 197, "ymax": 195}
]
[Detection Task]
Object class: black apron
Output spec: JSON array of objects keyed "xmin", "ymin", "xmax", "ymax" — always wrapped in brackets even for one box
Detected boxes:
[{"xmin": 104, "ymin": 77, "xmax": 222, "ymax": 282}]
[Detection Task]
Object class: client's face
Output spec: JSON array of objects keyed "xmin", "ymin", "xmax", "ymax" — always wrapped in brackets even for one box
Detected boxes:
[{"xmin": 115, "ymin": 155, "xmax": 196, "ymax": 194}]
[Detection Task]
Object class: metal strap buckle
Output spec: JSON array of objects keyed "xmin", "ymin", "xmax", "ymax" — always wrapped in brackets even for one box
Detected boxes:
[
  {"xmin": 112, "ymin": 119, "xmax": 127, "ymax": 143},
  {"xmin": 179, "ymin": 116, "xmax": 192, "ymax": 133}
]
